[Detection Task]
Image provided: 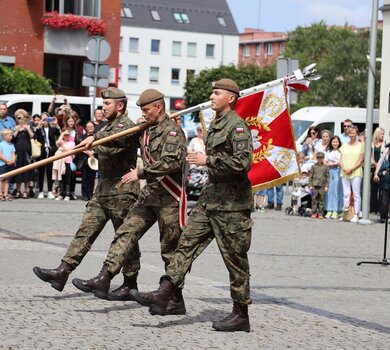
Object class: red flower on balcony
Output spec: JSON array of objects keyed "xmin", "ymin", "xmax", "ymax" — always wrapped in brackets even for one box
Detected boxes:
[{"xmin": 41, "ymin": 12, "xmax": 106, "ymax": 36}]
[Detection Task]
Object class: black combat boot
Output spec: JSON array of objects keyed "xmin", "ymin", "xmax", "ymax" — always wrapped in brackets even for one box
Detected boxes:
[
  {"xmin": 72, "ymin": 264, "xmax": 112, "ymax": 299},
  {"xmin": 33, "ymin": 261, "xmax": 73, "ymax": 292},
  {"xmin": 130, "ymin": 277, "xmax": 177, "ymax": 315},
  {"xmin": 108, "ymin": 275, "xmax": 138, "ymax": 301},
  {"xmin": 212, "ymin": 302, "xmax": 250, "ymax": 332}
]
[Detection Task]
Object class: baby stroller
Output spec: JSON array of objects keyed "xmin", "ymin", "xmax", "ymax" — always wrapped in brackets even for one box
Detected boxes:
[
  {"xmin": 186, "ymin": 167, "xmax": 208, "ymax": 201},
  {"xmin": 285, "ymin": 177, "xmax": 312, "ymax": 216}
]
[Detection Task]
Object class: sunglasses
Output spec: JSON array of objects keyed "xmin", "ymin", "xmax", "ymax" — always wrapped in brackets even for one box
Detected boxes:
[
  {"xmin": 309, "ymin": 132, "xmax": 317, "ymax": 135},
  {"xmin": 343, "ymin": 125, "xmax": 351, "ymax": 128}
]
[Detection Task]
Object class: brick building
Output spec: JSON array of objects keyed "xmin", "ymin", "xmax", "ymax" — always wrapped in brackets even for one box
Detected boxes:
[
  {"xmin": 0, "ymin": 0, "xmax": 121, "ymax": 96},
  {"xmin": 239, "ymin": 28, "xmax": 287, "ymax": 67}
]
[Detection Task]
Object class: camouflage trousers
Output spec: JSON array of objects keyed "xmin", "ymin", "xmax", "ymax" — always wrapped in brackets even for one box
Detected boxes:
[
  {"xmin": 165, "ymin": 205, "xmax": 253, "ymax": 305},
  {"xmin": 105, "ymin": 203, "xmax": 182, "ymax": 276},
  {"xmin": 62, "ymin": 193, "xmax": 141, "ymax": 278},
  {"xmin": 312, "ymin": 186, "xmax": 325, "ymax": 213}
]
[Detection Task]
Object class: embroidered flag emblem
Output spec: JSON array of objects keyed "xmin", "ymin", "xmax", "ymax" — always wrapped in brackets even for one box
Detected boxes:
[
  {"xmin": 169, "ymin": 131, "xmax": 177, "ymax": 136},
  {"xmin": 117, "ymin": 123, "xmax": 124, "ymax": 128},
  {"xmin": 236, "ymin": 127, "xmax": 244, "ymax": 133}
]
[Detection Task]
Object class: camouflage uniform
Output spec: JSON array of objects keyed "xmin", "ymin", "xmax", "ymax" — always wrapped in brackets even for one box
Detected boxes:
[
  {"xmin": 309, "ymin": 160, "xmax": 329, "ymax": 214},
  {"xmin": 165, "ymin": 109, "xmax": 253, "ymax": 305},
  {"xmin": 98, "ymin": 115, "xmax": 187, "ymax": 277},
  {"xmin": 62, "ymin": 113, "xmax": 141, "ymax": 279}
]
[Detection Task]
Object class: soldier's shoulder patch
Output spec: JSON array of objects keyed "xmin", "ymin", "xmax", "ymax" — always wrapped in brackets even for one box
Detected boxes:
[
  {"xmin": 236, "ymin": 127, "xmax": 244, "ymax": 133},
  {"xmin": 165, "ymin": 142, "xmax": 178, "ymax": 152},
  {"xmin": 117, "ymin": 123, "xmax": 124, "ymax": 129},
  {"xmin": 234, "ymin": 139, "xmax": 248, "ymax": 151},
  {"xmin": 168, "ymin": 131, "xmax": 177, "ymax": 136}
]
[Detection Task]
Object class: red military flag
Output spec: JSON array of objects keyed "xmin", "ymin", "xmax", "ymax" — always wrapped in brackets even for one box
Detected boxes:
[{"xmin": 235, "ymin": 82, "xmax": 299, "ymax": 191}]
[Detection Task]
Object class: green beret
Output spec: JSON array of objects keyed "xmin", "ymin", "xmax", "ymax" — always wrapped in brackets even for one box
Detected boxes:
[
  {"xmin": 212, "ymin": 78, "xmax": 240, "ymax": 95},
  {"xmin": 316, "ymin": 151, "xmax": 325, "ymax": 158},
  {"xmin": 136, "ymin": 89, "xmax": 164, "ymax": 107},
  {"xmin": 101, "ymin": 87, "xmax": 126, "ymax": 99}
]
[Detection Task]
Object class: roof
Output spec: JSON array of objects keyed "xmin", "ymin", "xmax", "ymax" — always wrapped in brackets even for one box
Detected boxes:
[{"xmin": 121, "ymin": 0, "xmax": 238, "ymax": 35}]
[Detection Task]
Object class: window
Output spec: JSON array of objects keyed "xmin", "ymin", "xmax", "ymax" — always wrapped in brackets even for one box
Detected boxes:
[
  {"xmin": 129, "ymin": 37, "xmax": 139, "ymax": 52},
  {"xmin": 256, "ymin": 44, "xmax": 261, "ymax": 56},
  {"xmin": 121, "ymin": 7, "xmax": 133, "ymax": 18},
  {"xmin": 217, "ymin": 16, "xmax": 226, "ymax": 27},
  {"xmin": 266, "ymin": 43, "xmax": 273, "ymax": 55},
  {"xmin": 128, "ymin": 65, "xmax": 138, "ymax": 81},
  {"xmin": 243, "ymin": 45, "xmax": 250, "ymax": 57},
  {"xmin": 171, "ymin": 68, "xmax": 180, "ymax": 84},
  {"xmin": 206, "ymin": 44, "xmax": 215, "ymax": 58},
  {"xmin": 150, "ymin": 67, "xmax": 159, "ymax": 82},
  {"xmin": 187, "ymin": 42, "xmax": 197, "ymax": 57},
  {"xmin": 151, "ymin": 10, "xmax": 161, "ymax": 21},
  {"xmin": 151, "ymin": 39, "xmax": 160, "ymax": 54},
  {"xmin": 173, "ymin": 12, "xmax": 190, "ymax": 24},
  {"xmin": 119, "ymin": 36, "xmax": 123, "ymax": 51},
  {"xmin": 172, "ymin": 41, "xmax": 182, "ymax": 56},
  {"xmin": 46, "ymin": 0, "xmax": 101, "ymax": 17},
  {"xmin": 186, "ymin": 69, "xmax": 195, "ymax": 80},
  {"xmin": 118, "ymin": 65, "xmax": 122, "ymax": 82},
  {"xmin": 279, "ymin": 42, "xmax": 284, "ymax": 54}
]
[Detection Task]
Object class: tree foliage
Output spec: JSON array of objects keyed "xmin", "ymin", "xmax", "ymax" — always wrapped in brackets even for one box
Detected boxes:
[
  {"xmin": 184, "ymin": 64, "xmax": 276, "ymax": 114},
  {"xmin": 285, "ymin": 21, "xmax": 382, "ymax": 109},
  {"xmin": 0, "ymin": 64, "xmax": 54, "ymax": 95}
]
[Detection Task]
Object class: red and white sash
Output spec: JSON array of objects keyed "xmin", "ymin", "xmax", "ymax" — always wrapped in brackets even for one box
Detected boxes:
[{"xmin": 143, "ymin": 130, "xmax": 187, "ymax": 229}]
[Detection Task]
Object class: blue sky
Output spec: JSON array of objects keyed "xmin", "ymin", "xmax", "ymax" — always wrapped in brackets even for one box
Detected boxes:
[{"xmin": 227, "ymin": 0, "xmax": 384, "ymax": 32}]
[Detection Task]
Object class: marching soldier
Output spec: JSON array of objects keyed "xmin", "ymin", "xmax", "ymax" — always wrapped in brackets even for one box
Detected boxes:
[
  {"xmin": 131, "ymin": 79, "xmax": 254, "ymax": 332},
  {"xmin": 72, "ymin": 89, "xmax": 187, "ymax": 313},
  {"xmin": 33, "ymin": 87, "xmax": 142, "ymax": 295}
]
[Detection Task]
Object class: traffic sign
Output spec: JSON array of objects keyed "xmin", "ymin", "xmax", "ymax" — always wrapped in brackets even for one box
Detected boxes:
[{"xmin": 85, "ymin": 36, "xmax": 111, "ymax": 62}]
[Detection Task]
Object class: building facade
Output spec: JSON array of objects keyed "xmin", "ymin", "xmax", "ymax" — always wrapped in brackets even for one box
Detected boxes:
[
  {"xmin": 0, "ymin": 0, "xmax": 120, "ymax": 96},
  {"xmin": 239, "ymin": 28, "xmax": 287, "ymax": 67},
  {"xmin": 118, "ymin": 0, "xmax": 239, "ymax": 111}
]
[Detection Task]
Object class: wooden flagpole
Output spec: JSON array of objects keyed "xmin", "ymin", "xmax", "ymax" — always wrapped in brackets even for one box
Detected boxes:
[{"xmin": 0, "ymin": 122, "xmax": 150, "ymax": 180}]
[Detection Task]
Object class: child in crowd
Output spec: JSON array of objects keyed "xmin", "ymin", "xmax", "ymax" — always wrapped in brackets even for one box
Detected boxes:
[
  {"xmin": 378, "ymin": 147, "xmax": 390, "ymax": 223},
  {"xmin": 253, "ymin": 190, "xmax": 267, "ymax": 212},
  {"xmin": 52, "ymin": 130, "xmax": 75, "ymax": 201},
  {"xmin": 324, "ymin": 136, "xmax": 343, "ymax": 219},
  {"xmin": 0, "ymin": 129, "xmax": 16, "ymax": 200},
  {"xmin": 309, "ymin": 152, "xmax": 329, "ymax": 219}
]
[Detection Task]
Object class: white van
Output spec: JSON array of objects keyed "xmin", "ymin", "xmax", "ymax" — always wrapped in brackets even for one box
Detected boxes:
[
  {"xmin": 291, "ymin": 106, "xmax": 379, "ymax": 151},
  {"xmin": 0, "ymin": 94, "xmax": 104, "ymax": 125}
]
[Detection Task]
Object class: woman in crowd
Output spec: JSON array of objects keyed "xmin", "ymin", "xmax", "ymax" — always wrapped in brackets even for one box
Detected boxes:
[
  {"xmin": 12, "ymin": 109, "xmax": 35, "ymax": 198},
  {"xmin": 314, "ymin": 129, "xmax": 332, "ymax": 156},
  {"xmin": 35, "ymin": 112, "xmax": 61, "ymax": 199},
  {"xmin": 324, "ymin": 136, "xmax": 343, "ymax": 219},
  {"xmin": 340, "ymin": 126, "xmax": 365, "ymax": 223},
  {"xmin": 370, "ymin": 127, "xmax": 386, "ymax": 213},
  {"xmin": 62, "ymin": 114, "xmax": 84, "ymax": 200}
]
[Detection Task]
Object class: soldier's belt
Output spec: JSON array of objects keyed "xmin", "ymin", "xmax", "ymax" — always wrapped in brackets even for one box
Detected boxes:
[{"xmin": 208, "ymin": 174, "xmax": 248, "ymax": 183}]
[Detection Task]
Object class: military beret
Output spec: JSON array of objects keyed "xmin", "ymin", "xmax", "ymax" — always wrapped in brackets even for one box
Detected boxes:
[
  {"xmin": 212, "ymin": 78, "xmax": 240, "ymax": 95},
  {"xmin": 101, "ymin": 87, "xmax": 127, "ymax": 99},
  {"xmin": 136, "ymin": 89, "xmax": 164, "ymax": 107},
  {"xmin": 316, "ymin": 151, "xmax": 325, "ymax": 158}
]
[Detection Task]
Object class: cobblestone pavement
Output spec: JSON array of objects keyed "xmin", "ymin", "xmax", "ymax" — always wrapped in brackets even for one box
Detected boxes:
[{"xmin": 0, "ymin": 199, "xmax": 390, "ymax": 349}]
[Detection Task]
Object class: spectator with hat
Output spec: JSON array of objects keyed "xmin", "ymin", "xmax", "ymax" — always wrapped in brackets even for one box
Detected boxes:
[{"xmin": 309, "ymin": 151, "xmax": 329, "ymax": 219}]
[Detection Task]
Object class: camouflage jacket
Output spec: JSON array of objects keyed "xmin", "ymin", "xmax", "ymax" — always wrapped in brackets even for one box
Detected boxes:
[
  {"xmin": 198, "ymin": 110, "xmax": 253, "ymax": 211},
  {"xmin": 136, "ymin": 115, "xmax": 186, "ymax": 207},
  {"xmin": 309, "ymin": 163, "xmax": 329, "ymax": 187},
  {"xmin": 93, "ymin": 113, "xmax": 140, "ymax": 197}
]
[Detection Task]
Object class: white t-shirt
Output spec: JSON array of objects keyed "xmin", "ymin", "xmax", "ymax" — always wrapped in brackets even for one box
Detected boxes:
[{"xmin": 325, "ymin": 149, "xmax": 341, "ymax": 165}]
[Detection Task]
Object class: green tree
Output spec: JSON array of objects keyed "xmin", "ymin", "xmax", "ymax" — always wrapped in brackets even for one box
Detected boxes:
[
  {"xmin": 184, "ymin": 64, "xmax": 276, "ymax": 114},
  {"xmin": 284, "ymin": 22, "xmax": 382, "ymax": 109},
  {"xmin": 0, "ymin": 64, "xmax": 54, "ymax": 95}
]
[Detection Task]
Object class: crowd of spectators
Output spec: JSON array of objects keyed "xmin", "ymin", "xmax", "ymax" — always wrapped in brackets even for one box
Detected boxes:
[{"xmin": 0, "ymin": 97, "xmax": 104, "ymax": 202}]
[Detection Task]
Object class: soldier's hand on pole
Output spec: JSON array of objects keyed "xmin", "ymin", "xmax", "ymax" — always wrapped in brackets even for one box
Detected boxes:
[{"xmin": 76, "ymin": 135, "xmax": 95, "ymax": 150}]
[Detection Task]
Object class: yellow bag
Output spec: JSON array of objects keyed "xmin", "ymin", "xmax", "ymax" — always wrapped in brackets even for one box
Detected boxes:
[{"xmin": 30, "ymin": 139, "xmax": 42, "ymax": 158}]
